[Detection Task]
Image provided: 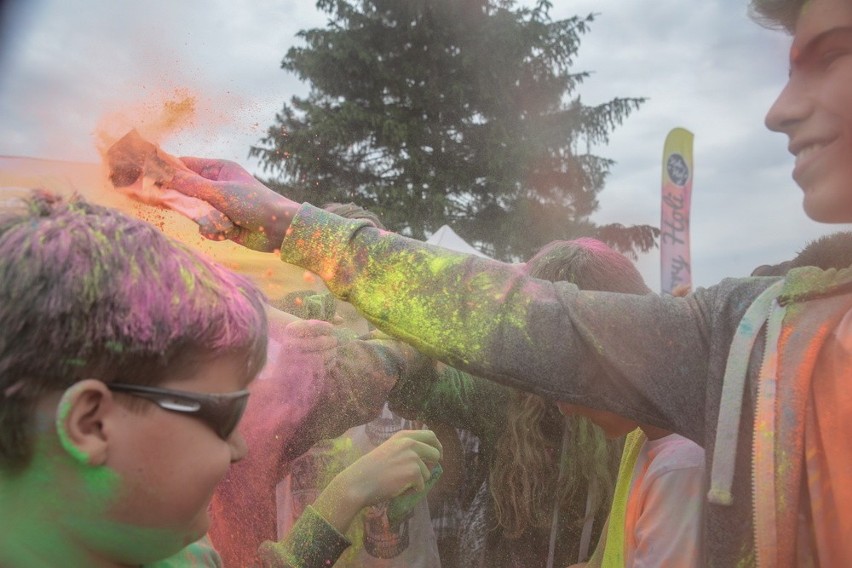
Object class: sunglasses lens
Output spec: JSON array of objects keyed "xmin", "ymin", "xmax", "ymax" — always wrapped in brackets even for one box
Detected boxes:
[
  {"xmin": 218, "ymin": 393, "xmax": 249, "ymax": 439},
  {"xmin": 107, "ymin": 382, "xmax": 250, "ymax": 440}
]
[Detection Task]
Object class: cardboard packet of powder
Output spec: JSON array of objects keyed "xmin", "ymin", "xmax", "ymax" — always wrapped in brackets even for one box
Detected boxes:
[{"xmin": 105, "ymin": 129, "xmax": 236, "ymax": 239}]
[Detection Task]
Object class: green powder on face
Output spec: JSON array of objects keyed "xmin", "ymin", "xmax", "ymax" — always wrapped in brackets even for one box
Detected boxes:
[
  {"xmin": 55, "ymin": 391, "xmax": 90, "ymax": 465},
  {"xmin": 74, "ymin": 516, "xmax": 199, "ymax": 565},
  {"xmin": 1, "ymin": 403, "xmax": 198, "ymax": 567},
  {"xmin": 2, "ymin": 446, "xmax": 195, "ymax": 565},
  {"xmin": 0, "ymin": 436, "xmax": 122, "ymax": 566}
]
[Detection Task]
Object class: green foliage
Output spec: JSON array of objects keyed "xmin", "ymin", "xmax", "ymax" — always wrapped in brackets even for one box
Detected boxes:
[{"xmin": 253, "ymin": 0, "xmax": 658, "ymax": 261}]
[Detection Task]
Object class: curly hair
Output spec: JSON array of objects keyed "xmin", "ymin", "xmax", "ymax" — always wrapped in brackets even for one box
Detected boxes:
[
  {"xmin": 0, "ymin": 190, "xmax": 268, "ymax": 471},
  {"xmin": 748, "ymin": 0, "xmax": 807, "ymax": 32},
  {"xmin": 488, "ymin": 238, "xmax": 649, "ymax": 537},
  {"xmin": 490, "ymin": 391, "xmax": 620, "ymax": 538}
]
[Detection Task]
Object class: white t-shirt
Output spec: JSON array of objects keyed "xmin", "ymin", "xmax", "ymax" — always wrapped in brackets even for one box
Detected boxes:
[
  {"xmin": 276, "ymin": 404, "xmax": 441, "ymax": 568},
  {"xmin": 624, "ymin": 433, "xmax": 705, "ymax": 568}
]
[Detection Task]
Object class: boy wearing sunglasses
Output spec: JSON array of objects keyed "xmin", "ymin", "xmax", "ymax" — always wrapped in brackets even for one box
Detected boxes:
[{"xmin": 0, "ymin": 190, "xmax": 268, "ymax": 567}]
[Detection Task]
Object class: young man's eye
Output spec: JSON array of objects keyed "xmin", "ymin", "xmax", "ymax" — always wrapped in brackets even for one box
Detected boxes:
[{"xmin": 819, "ymin": 48, "xmax": 851, "ymax": 68}]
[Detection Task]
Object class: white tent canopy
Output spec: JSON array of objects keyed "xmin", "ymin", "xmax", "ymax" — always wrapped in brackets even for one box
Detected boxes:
[{"xmin": 425, "ymin": 224, "xmax": 489, "ymax": 258}]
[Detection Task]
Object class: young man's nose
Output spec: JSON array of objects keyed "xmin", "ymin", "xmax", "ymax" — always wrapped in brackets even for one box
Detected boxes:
[
  {"xmin": 229, "ymin": 431, "xmax": 248, "ymax": 463},
  {"xmin": 764, "ymin": 76, "xmax": 813, "ymax": 135}
]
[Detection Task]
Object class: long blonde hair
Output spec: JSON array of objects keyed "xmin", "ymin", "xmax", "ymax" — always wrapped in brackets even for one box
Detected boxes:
[
  {"xmin": 489, "ymin": 392, "xmax": 619, "ymax": 538},
  {"xmin": 489, "ymin": 238, "xmax": 651, "ymax": 538}
]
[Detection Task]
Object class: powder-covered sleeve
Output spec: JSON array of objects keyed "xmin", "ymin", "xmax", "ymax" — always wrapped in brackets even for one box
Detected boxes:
[
  {"xmin": 388, "ymin": 363, "xmax": 511, "ymax": 447},
  {"xmin": 258, "ymin": 505, "xmax": 351, "ymax": 568},
  {"xmin": 279, "ymin": 203, "xmax": 758, "ymax": 440},
  {"xmin": 279, "ymin": 331, "xmax": 435, "ymax": 463}
]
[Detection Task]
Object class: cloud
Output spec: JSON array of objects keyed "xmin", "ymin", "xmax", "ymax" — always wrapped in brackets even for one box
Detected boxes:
[
  {"xmin": 0, "ymin": 0, "xmax": 322, "ymax": 163},
  {"xmin": 1, "ymin": 0, "xmax": 847, "ymax": 291}
]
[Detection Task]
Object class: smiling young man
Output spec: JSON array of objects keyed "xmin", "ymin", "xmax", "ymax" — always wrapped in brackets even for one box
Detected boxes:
[
  {"xmin": 760, "ymin": 0, "xmax": 852, "ymax": 222},
  {"xmin": 153, "ymin": 0, "xmax": 852, "ymax": 564}
]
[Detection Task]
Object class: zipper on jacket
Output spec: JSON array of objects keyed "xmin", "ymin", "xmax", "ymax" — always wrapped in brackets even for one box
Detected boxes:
[{"xmin": 751, "ymin": 299, "xmax": 786, "ymax": 568}]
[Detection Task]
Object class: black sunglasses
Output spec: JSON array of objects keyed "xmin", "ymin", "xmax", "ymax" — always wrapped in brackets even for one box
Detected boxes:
[{"xmin": 107, "ymin": 383, "xmax": 250, "ymax": 440}]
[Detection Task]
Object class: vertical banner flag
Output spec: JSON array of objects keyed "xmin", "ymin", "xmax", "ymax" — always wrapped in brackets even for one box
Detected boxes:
[{"xmin": 660, "ymin": 127, "xmax": 694, "ymax": 295}]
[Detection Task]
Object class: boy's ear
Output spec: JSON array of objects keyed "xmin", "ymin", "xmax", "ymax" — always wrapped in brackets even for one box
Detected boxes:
[{"xmin": 56, "ymin": 379, "xmax": 113, "ymax": 466}]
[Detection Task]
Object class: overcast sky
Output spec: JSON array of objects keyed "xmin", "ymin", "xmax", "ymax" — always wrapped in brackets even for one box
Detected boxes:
[{"xmin": 0, "ymin": 0, "xmax": 846, "ymax": 290}]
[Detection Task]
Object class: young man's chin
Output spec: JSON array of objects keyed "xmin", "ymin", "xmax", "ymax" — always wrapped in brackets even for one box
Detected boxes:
[
  {"xmin": 796, "ymin": 157, "xmax": 852, "ymax": 223},
  {"xmin": 802, "ymin": 189, "xmax": 852, "ymax": 223}
]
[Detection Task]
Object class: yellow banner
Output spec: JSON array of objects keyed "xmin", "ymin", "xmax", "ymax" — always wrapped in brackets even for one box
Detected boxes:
[{"xmin": 660, "ymin": 127, "xmax": 694, "ymax": 295}]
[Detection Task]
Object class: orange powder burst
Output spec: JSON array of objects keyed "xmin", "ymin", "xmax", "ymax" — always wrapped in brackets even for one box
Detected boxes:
[
  {"xmin": 159, "ymin": 95, "xmax": 197, "ymax": 132},
  {"xmin": 94, "ymin": 88, "xmax": 199, "ymax": 159}
]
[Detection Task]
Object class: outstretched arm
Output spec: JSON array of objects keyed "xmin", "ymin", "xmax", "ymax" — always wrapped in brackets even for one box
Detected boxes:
[
  {"xmin": 163, "ymin": 157, "xmax": 298, "ymax": 250},
  {"xmin": 388, "ymin": 362, "xmax": 510, "ymax": 447},
  {"xmin": 162, "ymin": 155, "xmax": 770, "ymax": 443}
]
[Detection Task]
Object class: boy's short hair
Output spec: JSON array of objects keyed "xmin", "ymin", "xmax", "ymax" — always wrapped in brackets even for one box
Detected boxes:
[
  {"xmin": 524, "ymin": 238, "xmax": 652, "ymax": 295},
  {"xmin": 0, "ymin": 190, "xmax": 268, "ymax": 470},
  {"xmin": 750, "ymin": 261, "xmax": 793, "ymax": 277},
  {"xmin": 749, "ymin": 0, "xmax": 806, "ymax": 32},
  {"xmin": 791, "ymin": 232, "xmax": 852, "ymax": 270},
  {"xmin": 750, "ymin": 232, "xmax": 852, "ymax": 277}
]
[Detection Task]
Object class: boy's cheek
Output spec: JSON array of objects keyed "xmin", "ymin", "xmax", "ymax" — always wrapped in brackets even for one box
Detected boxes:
[
  {"xmin": 103, "ymin": 476, "xmax": 215, "ymax": 553},
  {"xmin": 101, "ymin": 422, "xmax": 230, "ymax": 540}
]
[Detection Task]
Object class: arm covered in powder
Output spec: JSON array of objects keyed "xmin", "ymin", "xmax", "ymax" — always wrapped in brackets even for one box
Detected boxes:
[
  {"xmin": 158, "ymin": 158, "xmax": 769, "ymax": 443},
  {"xmin": 258, "ymin": 505, "xmax": 351, "ymax": 568},
  {"xmin": 388, "ymin": 361, "xmax": 510, "ymax": 449},
  {"xmin": 277, "ymin": 323, "xmax": 434, "ymax": 463},
  {"xmin": 279, "ymin": 204, "xmax": 771, "ymax": 442}
]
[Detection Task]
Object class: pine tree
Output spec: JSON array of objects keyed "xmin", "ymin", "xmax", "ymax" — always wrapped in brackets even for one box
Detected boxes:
[{"xmin": 252, "ymin": 0, "xmax": 658, "ymax": 260}]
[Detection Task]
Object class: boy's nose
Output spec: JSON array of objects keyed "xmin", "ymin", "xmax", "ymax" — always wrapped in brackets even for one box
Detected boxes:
[
  {"xmin": 764, "ymin": 76, "xmax": 812, "ymax": 135},
  {"xmin": 228, "ymin": 431, "xmax": 248, "ymax": 463}
]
